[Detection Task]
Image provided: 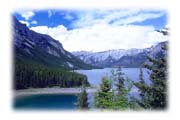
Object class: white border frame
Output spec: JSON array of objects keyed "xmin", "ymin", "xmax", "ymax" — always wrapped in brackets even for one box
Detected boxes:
[{"xmin": 0, "ymin": 0, "xmax": 179, "ymax": 120}]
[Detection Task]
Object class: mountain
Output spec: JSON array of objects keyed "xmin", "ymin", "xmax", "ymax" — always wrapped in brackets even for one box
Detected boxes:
[
  {"xmin": 157, "ymin": 27, "xmax": 169, "ymax": 36},
  {"xmin": 148, "ymin": 41, "xmax": 167, "ymax": 58},
  {"xmin": 72, "ymin": 41, "xmax": 168, "ymax": 68},
  {"xmin": 13, "ymin": 17, "xmax": 95, "ymax": 70}
]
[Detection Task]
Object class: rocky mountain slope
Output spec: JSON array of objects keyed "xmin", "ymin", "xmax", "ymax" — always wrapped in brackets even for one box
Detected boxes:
[
  {"xmin": 72, "ymin": 41, "xmax": 168, "ymax": 68},
  {"xmin": 13, "ymin": 17, "xmax": 95, "ymax": 70}
]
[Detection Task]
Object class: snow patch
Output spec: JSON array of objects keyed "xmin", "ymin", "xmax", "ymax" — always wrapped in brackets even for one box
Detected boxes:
[
  {"xmin": 47, "ymin": 47, "xmax": 60, "ymax": 57},
  {"xmin": 67, "ymin": 54, "xmax": 72, "ymax": 58},
  {"xmin": 24, "ymin": 48, "xmax": 33, "ymax": 56},
  {"xmin": 73, "ymin": 48, "xmax": 147, "ymax": 63},
  {"xmin": 26, "ymin": 39, "xmax": 35, "ymax": 45},
  {"xmin": 49, "ymin": 40, "xmax": 66, "ymax": 54},
  {"xmin": 49, "ymin": 41, "xmax": 59, "ymax": 48},
  {"xmin": 60, "ymin": 47, "xmax": 65, "ymax": 54},
  {"xmin": 67, "ymin": 62, "xmax": 74, "ymax": 68},
  {"xmin": 24, "ymin": 42, "xmax": 33, "ymax": 49}
]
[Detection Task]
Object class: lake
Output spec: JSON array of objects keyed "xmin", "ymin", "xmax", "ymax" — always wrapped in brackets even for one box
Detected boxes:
[
  {"xmin": 75, "ymin": 68, "xmax": 150, "ymax": 86},
  {"xmin": 14, "ymin": 68, "xmax": 150, "ymax": 110},
  {"xmin": 14, "ymin": 94, "xmax": 77, "ymax": 110}
]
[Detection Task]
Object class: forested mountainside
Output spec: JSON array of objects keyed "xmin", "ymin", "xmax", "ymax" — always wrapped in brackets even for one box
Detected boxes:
[
  {"xmin": 13, "ymin": 17, "xmax": 91, "ymax": 89},
  {"xmin": 14, "ymin": 62, "xmax": 90, "ymax": 89}
]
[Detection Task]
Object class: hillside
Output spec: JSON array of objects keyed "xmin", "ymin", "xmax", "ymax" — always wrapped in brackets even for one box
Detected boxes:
[{"xmin": 13, "ymin": 17, "xmax": 95, "ymax": 70}]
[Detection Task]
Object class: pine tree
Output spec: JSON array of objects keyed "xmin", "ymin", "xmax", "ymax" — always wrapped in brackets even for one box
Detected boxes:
[
  {"xmin": 139, "ymin": 67, "xmax": 144, "ymax": 84},
  {"xmin": 144, "ymin": 54, "xmax": 167, "ymax": 109},
  {"xmin": 110, "ymin": 67, "xmax": 133, "ymax": 110},
  {"xmin": 94, "ymin": 68, "xmax": 138, "ymax": 110},
  {"xmin": 134, "ymin": 44, "xmax": 167, "ymax": 109},
  {"xmin": 112, "ymin": 68, "xmax": 134, "ymax": 110},
  {"xmin": 134, "ymin": 67, "xmax": 150, "ymax": 108},
  {"xmin": 114, "ymin": 66, "xmax": 125, "ymax": 96},
  {"xmin": 77, "ymin": 87, "xmax": 89, "ymax": 110},
  {"xmin": 100, "ymin": 77, "xmax": 112, "ymax": 93},
  {"xmin": 94, "ymin": 77, "xmax": 114, "ymax": 109}
]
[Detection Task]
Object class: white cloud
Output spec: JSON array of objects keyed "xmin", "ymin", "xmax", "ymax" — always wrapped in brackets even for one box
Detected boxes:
[
  {"xmin": 19, "ymin": 20, "xmax": 29, "ymax": 26},
  {"xmin": 64, "ymin": 13, "xmax": 74, "ymax": 20},
  {"xmin": 72, "ymin": 9, "xmax": 137, "ymax": 27},
  {"xmin": 72, "ymin": 9, "xmax": 165, "ymax": 28},
  {"xmin": 112, "ymin": 12, "xmax": 165, "ymax": 26},
  {"xmin": 19, "ymin": 20, "xmax": 37, "ymax": 27},
  {"xmin": 17, "ymin": 10, "xmax": 35, "ymax": 20},
  {"xmin": 31, "ymin": 20, "xmax": 37, "ymax": 24},
  {"xmin": 29, "ymin": 9, "xmax": 167, "ymax": 52},
  {"xmin": 30, "ymin": 23, "xmax": 168, "ymax": 52}
]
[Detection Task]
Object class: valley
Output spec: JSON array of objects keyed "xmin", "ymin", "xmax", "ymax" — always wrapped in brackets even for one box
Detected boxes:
[{"xmin": 13, "ymin": 8, "xmax": 168, "ymax": 110}]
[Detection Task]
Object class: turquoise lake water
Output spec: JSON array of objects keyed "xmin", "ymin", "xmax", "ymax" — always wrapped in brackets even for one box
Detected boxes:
[{"xmin": 14, "ymin": 94, "xmax": 77, "ymax": 110}]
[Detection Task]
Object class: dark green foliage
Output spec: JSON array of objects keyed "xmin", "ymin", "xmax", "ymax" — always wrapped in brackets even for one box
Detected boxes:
[
  {"xmin": 144, "ymin": 56, "xmax": 167, "ymax": 109},
  {"xmin": 139, "ymin": 67, "xmax": 144, "ymax": 84},
  {"xmin": 134, "ymin": 67, "xmax": 150, "ymax": 108},
  {"xmin": 94, "ymin": 69, "xmax": 137, "ymax": 110},
  {"xmin": 134, "ymin": 45, "xmax": 167, "ymax": 109},
  {"xmin": 113, "ymin": 66, "xmax": 126, "ymax": 96},
  {"xmin": 100, "ymin": 77, "xmax": 112, "ymax": 93},
  {"xmin": 94, "ymin": 77, "xmax": 114, "ymax": 109},
  {"xmin": 14, "ymin": 61, "xmax": 90, "ymax": 90},
  {"xmin": 77, "ymin": 88, "xmax": 89, "ymax": 109},
  {"xmin": 94, "ymin": 44, "xmax": 167, "ymax": 110},
  {"xmin": 111, "ymin": 68, "xmax": 136, "ymax": 110}
]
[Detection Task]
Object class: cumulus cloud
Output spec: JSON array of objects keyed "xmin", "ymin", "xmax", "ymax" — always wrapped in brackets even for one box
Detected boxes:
[
  {"xmin": 30, "ymin": 23, "xmax": 168, "ymax": 52},
  {"xmin": 20, "ymin": 20, "xmax": 30, "ymax": 26},
  {"xmin": 17, "ymin": 10, "xmax": 35, "ymax": 20},
  {"xmin": 31, "ymin": 20, "xmax": 37, "ymax": 24},
  {"xmin": 19, "ymin": 20, "xmax": 37, "ymax": 27},
  {"xmin": 29, "ymin": 9, "xmax": 168, "ymax": 52}
]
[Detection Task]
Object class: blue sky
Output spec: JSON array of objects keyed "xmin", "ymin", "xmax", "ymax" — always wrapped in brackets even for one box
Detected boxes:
[
  {"xmin": 14, "ymin": 9, "xmax": 169, "ymax": 52},
  {"xmin": 14, "ymin": 9, "xmax": 167, "ymax": 30}
]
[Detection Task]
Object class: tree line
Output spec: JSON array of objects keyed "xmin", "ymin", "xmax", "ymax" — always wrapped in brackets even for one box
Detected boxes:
[
  {"xmin": 14, "ymin": 61, "xmax": 90, "ymax": 89},
  {"xmin": 78, "ymin": 45, "xmax": 167, "ymax": 110}
]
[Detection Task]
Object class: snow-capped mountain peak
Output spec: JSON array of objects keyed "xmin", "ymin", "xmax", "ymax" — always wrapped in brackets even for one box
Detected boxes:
[
  {"xmin": 72, "ymin": 41, "xmax": 167, "ymax": 68},
  {"xmin": 72, "ymin": 48, "xmax": 150, "ymax": 66}
]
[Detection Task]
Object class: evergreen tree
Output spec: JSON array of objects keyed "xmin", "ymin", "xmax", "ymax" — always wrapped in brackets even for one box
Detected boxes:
[
  {"xmin": 139, "ymin": 67, "xmax": 145, "ymax": 84},
  {"xmin": 112, "ymin": 70, "xmax": 134, "ymax": 110},
  {"xmin": 94, "ymin": 77, "xmax": 114, "ymax": 109},
  {"xmin": 144, "ymin": 54, "xmax": 167, "ymax": 109},
  {"xmin": 94, "ymin": 68, "xmax": 136, "ymax": 110},
  {"xmin": 114, "ymin": 66, "xmax": 125, "ymax": 96},
  {"xmin": 112, "ymin": 67, "xmax": 129, "ymax": 109},
  {"xmin": 134, "ymin": 67, "xmax": 150, "ymax": 108},
  {"xmin": 77, "ymin": 87, "xmax": 89, "ymax": 110},
  {"xmin": 134, "ymin": 45, "xmax": 167, "ymax": 109}
]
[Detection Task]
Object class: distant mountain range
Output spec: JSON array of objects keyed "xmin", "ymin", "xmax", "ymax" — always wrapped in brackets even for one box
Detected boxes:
[
  {"xmin": 13, "ymin": 17, "xmax": 95, "ymax": 70},
  {"xmin": 72, "ymin": 41, "xmax": 167, "ymax": 68}
]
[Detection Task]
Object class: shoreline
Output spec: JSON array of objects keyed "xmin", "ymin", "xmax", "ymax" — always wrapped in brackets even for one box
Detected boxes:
[{"xmin": 14, "ymin": 87, "xmax": 98, "ymax": 97}]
